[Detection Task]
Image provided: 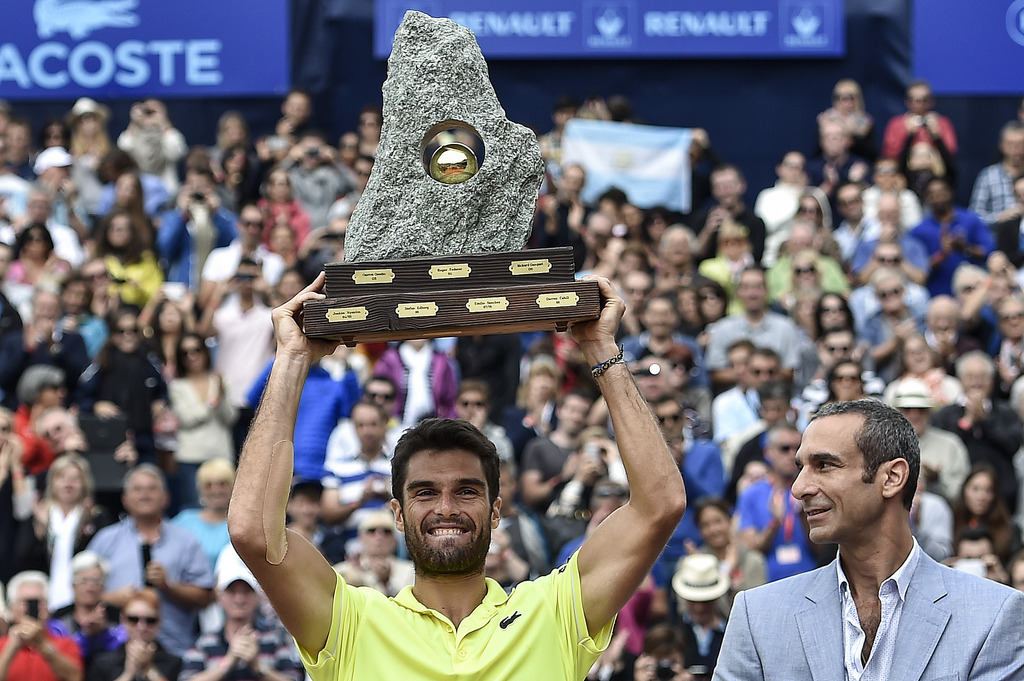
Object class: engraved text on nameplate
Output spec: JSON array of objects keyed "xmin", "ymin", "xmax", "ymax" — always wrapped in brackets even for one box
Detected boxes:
[
  {"xmin": 326, "ymin": 307, "xmax": 369, "ymax": 322},
  {"xmin": 396, "ymin": 302, "xmax": 439, "ymax": 318},
  {"xmin": 510, "ymin": 259, "xmax": 552, "ymax": 275},
  {"xmin": 429, "ymin": 264, "xmax": 472, "ymax": 279},
  {"xmin": 536, "ymin": 292, "xmax": 580, "ymax": 308},
  {"xmin": 352, "ymin": 269, "xmax": 396, "ymax": 284},
  {"xmin": 466, "ymin": 297, "xmax": 510, "ymax": 313}
]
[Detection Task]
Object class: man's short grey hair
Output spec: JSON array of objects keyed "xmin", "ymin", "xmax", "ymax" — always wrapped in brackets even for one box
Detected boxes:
[
  {"xmin": 765, "ymin": 423, "xmax": 800, "ymax": 448},
  {"xmin": 955, "ymin": 350, "xmax": 996, "ymax": 380},
  {"xmin": 16, "ymin": 364, "xmax": 65, "ymax": 405},
  {"xmin": 124, "ymin": 463, "xmax": 167, "ymax": 493},
  {"xmin": 659, "ymin": 224, "xmax": 696, "ymax": 253},
  {"xmin": 6, "ymin": 570, "xmax": 49, "ymax": 608},
  {"xmin": 952, "ymin": 263, "xmax": 986, "ymax": 293},
  {"xmin": 71, "ymin": 550, "xmax": 109, "ymax": 579},
  {"xmin": 869, "ymin": 266, "xmax": 904, "ymax": 289}
]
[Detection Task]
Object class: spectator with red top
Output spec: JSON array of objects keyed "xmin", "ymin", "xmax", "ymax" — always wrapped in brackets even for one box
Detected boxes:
[
  {"xmin": 0, "ymin": 570, "xmax": 83, "ymax": 681},
  {"xmin": 881, "ymin": 80, "xmax": 958, "ymax": 160}
]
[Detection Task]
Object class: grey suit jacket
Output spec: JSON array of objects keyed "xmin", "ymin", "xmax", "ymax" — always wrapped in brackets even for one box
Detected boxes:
[{"xmin": 713, "ymin": 552, "xmax": 1024, "ymax": 681}]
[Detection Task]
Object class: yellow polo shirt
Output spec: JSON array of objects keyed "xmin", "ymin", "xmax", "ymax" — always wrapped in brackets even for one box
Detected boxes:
[{"xmin": 297, "ymin": 551, "xmax": 613, "ymax": 680}]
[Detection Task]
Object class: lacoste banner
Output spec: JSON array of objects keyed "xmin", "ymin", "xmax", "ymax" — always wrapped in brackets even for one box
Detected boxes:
[
  {"xmin": 913, "ymin": 0, "xmax": 1024, "ymax": 95},
  {"xmin": 375, "ymin": 0, "xmax": 845, "ymax": 59},
  {"xmin": 0, "ymin": 0, "xmax": 289, "ymax": 100}
]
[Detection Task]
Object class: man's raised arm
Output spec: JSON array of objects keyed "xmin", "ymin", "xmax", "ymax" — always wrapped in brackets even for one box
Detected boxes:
[
  {"xmin": 574, "ymin": 277, "xmax": 687, "ymax": 634},
  {"xmin": 227, "ymin": 272, "xmax": 340, "ymax": 655}
]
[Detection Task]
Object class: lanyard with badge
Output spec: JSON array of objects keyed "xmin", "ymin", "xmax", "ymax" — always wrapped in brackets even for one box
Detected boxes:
[{"xmin": 772, "ymin": 485, "xmax": 802, "ymax": 566}]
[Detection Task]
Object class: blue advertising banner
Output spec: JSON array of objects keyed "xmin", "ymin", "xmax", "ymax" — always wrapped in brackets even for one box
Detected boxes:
[
  {"xmin": 0, "ymin": 0, "xmax": 289, "ymax": 100},
  {"xmin": 914, "ymin": 0, "xmax": 1024, "ymax": 95},
  {"xmin": 375, "ymin": 0, "xmax": 845, "ymax": 59}
]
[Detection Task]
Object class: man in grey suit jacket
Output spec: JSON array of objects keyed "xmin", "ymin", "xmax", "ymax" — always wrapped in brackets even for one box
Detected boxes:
[{"xmin": 714, "ymin": 399, "xmax": 1024, "ymax": 681}]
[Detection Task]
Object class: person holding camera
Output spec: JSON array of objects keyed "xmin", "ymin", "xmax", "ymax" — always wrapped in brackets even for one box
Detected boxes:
[
  {"xmin": 156, "ymin": 167, "xmax": 237, "ymax": 291},
  {"xmin": 198, "ymin": 203, "xmax": 285, "ymax": 311},
  {"xmin": 0, "ymin": 570, "xmax": 83, "ymax": 681},
  {"xmin": 281, "ymin": 131, "xmax": 354, "ymax": 234},
  {"xmin": 116, "ymin": 100, "xmax": 186, "ymax": 196},
  {"xmin": 881, "ymin": 80, "xmax": 958, "ymax": 162}
]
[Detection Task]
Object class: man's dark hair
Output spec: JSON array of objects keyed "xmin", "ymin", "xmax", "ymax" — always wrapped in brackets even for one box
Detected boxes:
[
  {"xmin": 391, "ymin": 418, "xmax": 500, "ymax": 507},
  {"xmin": 956, "ymin": 524, "xmax": 994, "ymax": 546},
  {"xmin": 351, "ymin": 399, "xmax": 389, "ymax": 423},
  {"xmin": 457, "ymin": 379, "xmax": 490, "ymax": 401},
  {"xmin": 711, "ymin": 163, "xmax": 746, "ymax": 184},
  {"xmin": 598, "ymin": 187, "xmax": 629, "ymax": 208},
  {"xmin": 811, "ymin": 399, "xmax": 920, "ymax": 510},
  {"xmin": 748, "ymin": 346, "xmax": 780, "ymax": 366},
  {"xmin": 365, "ymin": 375, "xmax": 397, "ymax": 394},
  {"xmin": 757, "ymin": 380, "xmax": 791, "ymax": 405}
]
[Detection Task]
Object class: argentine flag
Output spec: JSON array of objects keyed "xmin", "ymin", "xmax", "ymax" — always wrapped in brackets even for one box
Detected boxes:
[{"xmin": 561, "ymin": 119, "xmax": 692, "ymax": 213}]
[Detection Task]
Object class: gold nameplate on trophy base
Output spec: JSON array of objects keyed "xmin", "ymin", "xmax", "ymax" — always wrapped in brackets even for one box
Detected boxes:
[{"xmin": 324, "ymin": 247, "xmax": 575, "ymax": 297}]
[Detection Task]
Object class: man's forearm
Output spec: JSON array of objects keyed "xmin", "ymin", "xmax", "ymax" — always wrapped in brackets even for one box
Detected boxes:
[
  {"xmin": 38, "ymin": 640, "xmax": 83, "ymax": 681},
  {"xmin": 0, "ymin": 640, "xmax": 19, "ymax": 680},
  {"xmin": 163, "ymin": 583, "xmax": 213, "ymax": 610},
  {"xmin": 229, "ymin": 354, "xmax": 310, "ymax": 564}
]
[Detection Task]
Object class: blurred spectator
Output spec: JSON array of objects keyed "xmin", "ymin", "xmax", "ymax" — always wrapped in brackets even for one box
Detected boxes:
[
  {"xmin": 950, "ymin": 463, "xmax": 1020, "ymax": 565},
  {"xmin": 502, "ymin": 358, "xmax": 562, "ymax": 462},
  {"xmin": 66, "ymin": 98, "xmax": 112, "ymax": 218},
  {"xmin": 284, "ymin": 480, "xmax": 331, "ymax": 561},
  {"xmin": 7, "ymin": 221, "xmax": 71, "ymax": 287},
  {"xmin": 85, "ymin": 588, "xmax": 180, "ymax": 681},
  {"xmin": 326, "ymin": 154, "xmax": 371, "ymax": 222},
  {"xmin": 766, "ymin": 242, "xmax": 847, "ymax": 312},
  {"xmin": 712, "ymin": 345, "xmax": 779, "ymax": 447},
  {"xmin": 933, "ymin": 352, "xmax": 1022, "ymax": 514},
  {"xmin": 0, "ymin": 569, "xmax": 83, "ymax": 681},
  {"xmin": 105, "ymin": 174, "xmax": 155, "ymax": 251},
  {"xmin": 198, "ymin": 203, "xmax": 283, "ymax": 310},
  {"xmin": 283, "ymin": 130, "xmax": 354, "ymax": 232},
  {"xmin": 902, "ymin": 140, "xmax": 956, "ymax": 201},
  {"xmin": 38, "ymin": 119, "xmax": 71, "ymax": 153},
  {"xmin": 455, "ymin": 333, "xmax": 521, "ymax": 423},
  {"xmin": 179, "ymin": 565, "xmax": 303, "ymax": 681},
  {"xmin": 15, "ymin": 455, "xmax": 114, "ymax": 608},
  {"xmin": 728, "ymin": 380, "xmax": 794, "ymax": 503},
  {"xmin": 691, "ymin": 498, "xmax": 766, "ymax": 609},
  {"xmin": 969, "ymin": 121, "xmax": 1024, "ymax": 227},
  {"xmin": 0, "ymin": 135, "xmax": 33, "ymax": 224},
  {"xmin": 33, "ymin": 150, "xmax": 88, "ymax": 247},
  {"xmin": 333, "ymin": 509, "xmax": 414, "ymax": 597},
  {"xmin": 632, "ymin": 624, "xmax": 692, "ymax": 681},
  {"xmin": 156, "ymin": 167, "xmax": 237, "ymax": 291},
  {"xmin": 208, "ymin": 111, "xmax": 250, "ymax": 176},
  {"xmin": 816, "ymin": 78, "xmax": 876, "ymax": 161},
  {"xmin": 355, "ymin": 105, "xmax": 382, "ymax": 159},
  {"xmin": 821, "ymin": 358, "xmax": 873, "ymax": 406},
  {"xmin": 139, "ymin": 294, "xmax": 195, "ymax": 383},
  {"xmin": 703, "ymin": 267, "xmax": 801, "ymax": 388},
  {"xmin": 736, "ymin": 424, "xmax": 817, "ymax": 581},
  {"xmin": 881, "ymin": 80, "xmax": 958, "ymax": 160},
  {"xmin": 653, "ymin": 225, "xmax": 701, "ymax": 294},
  {"xmin": 883, "ymin": 335, "xmax": 964, "ymax": 407},
  {"xmin": 849, "ymin": 196, "xmax": 929, "ymax": 287},
  {"xmin": 373, "ymin": 338, "xmax": 458, "ymax": 429},
  {"xmin": 520, "ymin": 391, "xmax": 592, "ymax": 513},
  {"xmin": 49, "ymin": 552, "xmax": 124, "ymax": 667},
  {"xmin": 1011, "ymin": 550, "xmax": 1024, "ymax": 592},
  {"xmin": 755, "ymin": 150, "xmax": 807, "ymax": 266},
  {"xmin": 910, "ymin": 475, "xmax": 954, "ymax": 563},
  {"xmin": 993, "ymin": 296, "xmax": 1024, "ymax": 395},
  {"xmin": 10, "ymin": 365, "xmax": 68, "ymax": 473},
  {"xmin": 256, "ymin": 167, "xmax": 310, "ymax": 250},
  {"xmin": 994, "ymin": 174, "xmax": 1024, "ymax": 267},
  {"xmin": 95, "ymin": 210, "xmax": 163, "ymax": 308},
  {"xmin": 86, "ymin": 464, "xmax": 214, "ymax": 657},
  {"xmin": 199, "ymin": 258, "xmax": 274, "ymax": 453},
  {"xmin": 831, "ymin": 181, "xmax": 878, "ymax": 265},
  {"xmin": 671, "ymin": 553, "xmax": 728, "ymax": 674},
  {"xmin": 171, "ymin": 459, "xmax": 235, "ymax": 570},
  {"xmin": 698, "ymin": 222, "xmax": 755, "ymax": 314},
  {"xmin": 59, "ymin": 274, "xmax": 107, "ymax": 359},
  {"xmin": 859, "ymin": 267, "xmax": 925, "ymax": 380},
  {"xmin": 75, "ymin": 307, "xmax": 167, "ymax": 465},
  {"xmin": 320, "ymin": 401, "xmax": 393, "ymax": 549},
  {"xmin": 116, "ymin": 100, "xmax": 186, "ymax": 195},
  {"xmin": 693, "ymin": 165, "xmax": 765, "ymax": 264},
  {"xmin": 168, "ymin": 335, "xmax": 236, "ymax": 509},
  {"xmin": 887, "ymin": 378, "xmax": 970, "ymax": 503},
  {"xmin": 267, "ymin": 225, "xmax": 298, "ymax": 270},
  {"xmin": 947, "ymin": 526, "xmax": 1011, "ymax": 584},
  {"xmin": 336, "ymin": 131, "xmax": 360, "ymax": 170},
  {"xmin": 806, "ymin": 119, "xmax": 871, "ymax": 206},
  {"xmin": 94, "ymin": 151, "xmax": 169, "ymax": 220},
  {"xmin": 79, "ymin": 259, "xmax": 117, "ymax": 324},
  {"xmin": 0, "ymin": 406, "xmax": 33, "ymax": 585},
  {"xmin": 4, "ymin": 117, "xmax": 35, "ymax": 180},
  {"xmin": 495, "ymin": 459, "xmax": 551, "ymax": 579},
  {"xmin": 453, "ymin": 380, "xmax": 514, "ymax": 462},
  {"xmin": 537, "ymin": 94, "xmax": 578, "ymax": 179},
  {"xmin": 861, "ymin": 156, "xmax": 923, "ymax": 229}
]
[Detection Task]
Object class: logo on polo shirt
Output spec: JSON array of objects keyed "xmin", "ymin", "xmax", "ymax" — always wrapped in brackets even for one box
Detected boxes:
[{"xmin": 499, "ymin": 611, "xmax": 522, "ymax": 629}]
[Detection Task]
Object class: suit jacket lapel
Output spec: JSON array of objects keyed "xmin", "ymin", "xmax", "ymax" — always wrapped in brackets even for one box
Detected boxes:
[
  {"xmin": 796, "ymin": 563, "xmax": 844, "ymax": 681},
  {"xmin": 892, "ymin": 554, "xmax": 950, "ymax": 681}
]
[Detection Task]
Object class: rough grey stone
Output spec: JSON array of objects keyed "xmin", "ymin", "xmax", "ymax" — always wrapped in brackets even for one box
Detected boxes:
[{"xmin": 344, "ymin": 10, "xmax": 543, "ymax": 262}]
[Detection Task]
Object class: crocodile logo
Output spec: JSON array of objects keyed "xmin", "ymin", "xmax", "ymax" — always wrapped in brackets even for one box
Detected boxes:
[{"xmin": 34, "ymin": 0, "xmax": 140, "ymax": 40}]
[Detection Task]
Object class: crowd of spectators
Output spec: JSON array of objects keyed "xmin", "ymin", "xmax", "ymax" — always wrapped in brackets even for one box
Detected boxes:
[{"xmin": 1, "ymin": 79, "xmax": 1024, "ymax": 681}]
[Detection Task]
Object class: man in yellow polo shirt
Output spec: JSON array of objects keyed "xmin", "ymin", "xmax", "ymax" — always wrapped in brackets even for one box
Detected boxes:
[{"xmin": 227, "ymin": 273, "xmax": 687, "ymax": 680}]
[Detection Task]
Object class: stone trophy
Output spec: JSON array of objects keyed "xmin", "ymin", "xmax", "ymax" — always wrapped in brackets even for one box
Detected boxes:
[{"xmin": 303, "ymin": 11, "xmax": 599, "ymax": 345}]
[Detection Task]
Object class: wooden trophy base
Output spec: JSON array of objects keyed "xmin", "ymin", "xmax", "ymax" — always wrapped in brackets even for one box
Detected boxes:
[{"xmin": 303, "ymin": 247, "xmax": 600, "ymax": 345}]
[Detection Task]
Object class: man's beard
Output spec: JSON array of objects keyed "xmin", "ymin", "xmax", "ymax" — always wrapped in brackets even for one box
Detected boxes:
[{"xmin": 404, "ymin": 517, "xmax": 490, "ymax": 578}]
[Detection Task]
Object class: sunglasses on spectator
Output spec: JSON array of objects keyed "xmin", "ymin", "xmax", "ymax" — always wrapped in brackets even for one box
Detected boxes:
[
  {"xmin": 1001, "ymin": 312, "xmax": 1024, "ymax": 323},
  {"xmin": 775, "ymin": 444, "xmax": 799, "ymax": 452},
  {"xmin": 366, "ymin": 391, "xmax": 395, "ymax": 401},
  {"xmin": 656, "ymin": 412, "xmax": 683, "ymax": 425},
  {"xmin": 821, "ymin": 305, "xmax": 845, "ymax": 314},
  {"xmin": 793, "ymin": 266, "xmax": 816, "ymax": 276},
  {"xmin": 876, "ymin": 256, "xmax": 902, "ymax": 265},
  {"xmin": 363, "ymin": 526, "xmax": 392, "ymax": 535},
  {"xmin": 749, "ymin": 368, "xmax": 776, "ymax": 377},
  {"xmin": 833, "ymin": 373, "xmax": 861, "ymax": 382},
  {"xmin": 125, "ymin": 614, "xmax": 159, "ymax": 626},
  {"xmin": 239, "ymin": 219, "xmax": 262, "ymax": 228},
  {"xmin": 826, "ymin": 344, "xmax": 851, "ymax": 354},
  {"xmin": 115, "ymin": 326, "xmax": 139, "ymax": 335},
  {"xmin": 459, "ymin": 399, "xmax": 486, "ymax": 408},
  {"xmin": 877, "ymin": 287, "xmax": 902, "ymax": 299},
  {"xmin": 833, "ymin": 93, "xmax": 856, "ymax": 101},
  {"xmin": 797, "ymin": 205, "xmax": 820, "ymax": 214}
]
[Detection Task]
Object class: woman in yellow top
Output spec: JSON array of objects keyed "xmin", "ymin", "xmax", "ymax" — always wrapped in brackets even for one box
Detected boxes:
[
  {"xmin": 96, "ymin": 208, "xmax": 164, "ymax": 307},
  {"xmin": 697, "ymin": 220, "xmax": 755, "ymax": 316}
]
